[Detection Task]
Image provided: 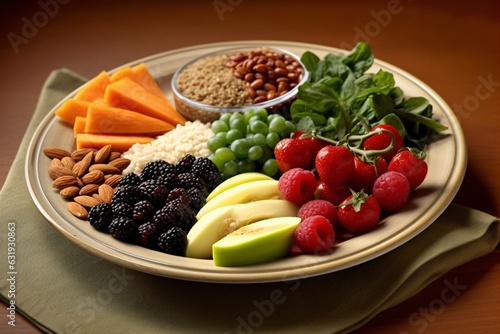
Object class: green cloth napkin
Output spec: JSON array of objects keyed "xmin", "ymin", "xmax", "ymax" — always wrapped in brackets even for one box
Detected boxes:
[{"xmin": 1, "ymin": 69, "xmax": 499, "ymax": 334}]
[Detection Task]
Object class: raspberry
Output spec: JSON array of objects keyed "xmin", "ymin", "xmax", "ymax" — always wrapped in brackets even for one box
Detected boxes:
[
  {"xmin": 277, "ymin": 168, "xmax": 316, "ymax": 205},
  {"xmin": 298, "ymin": 199, "xmax": 337, "ymax": 228},
  {"xmin": 293, "ymin": 215, "xmax": 335, "ymax": 254},
  {"xmin": 372, "ymin": 171, "xmax": 410, "ymax": 212}
]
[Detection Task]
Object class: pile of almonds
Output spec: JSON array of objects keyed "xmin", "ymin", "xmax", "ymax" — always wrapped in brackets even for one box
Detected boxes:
[{"xmin": 43, "ymin": 145, "xmax": 130, "ymax": 220}]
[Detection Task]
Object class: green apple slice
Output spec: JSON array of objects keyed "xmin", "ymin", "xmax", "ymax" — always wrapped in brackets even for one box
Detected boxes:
[
  {"xmin": 196, "ymin": 179, "xmax": 281, "ymax": 219},
  {"xmin": 186, "ymin": 199, "xmax": 299, "ymax": 259},
  {"xmin": 206, "ymin": 172, "xmax": 273, "ymax": 202},
  {"xmin": 212, "ymin": 217, "xmax": 301, "ymax": 267}
]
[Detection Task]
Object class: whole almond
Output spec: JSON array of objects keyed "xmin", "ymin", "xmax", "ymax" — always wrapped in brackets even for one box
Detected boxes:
[
  {"xmin": 74, "ymin": 195, "xmax": 101, "ymax": 208},
  {"xmin": 50, "ymin": 158, "xmax": 63, "ymax": 169},
  {"xmin": 71, "ymin": 148, "xmax": 96, "ymax": 162},
  {"xmin": 72, "ymin": 151, "xmax": 93, "ymax": 177},
  {"xmin": 92, "ymin": 193, "xmax": 105, "ymax": 204},
  {"xmin": 94, "ymin": 145, "xmax": 112, "ymax": 164},
  {"xmin": 79, "ymin": 184, "xmax": 99, "ymax": 196},
  {"xmin": 81, "ymin": 170, "xmax": 104, "ymax": 185},
  {"xmin": 104, "ymin": 174, "xmax": 122, "ymax": 187},
  {"xmin": 108, "ymin": 158, "xmax": 131, "ymax": 171},
  {"xmin": 48, "ymin": 165, "xmax": 76, "ymax": 180},
  {"xmin": 89, "ymin": 164, "xmax": 121, "ymax": 174},
  {"xmin": 61, "ymin": 156, "xmax": 76, "ymax": 170},
  {"xmin": 67, "ymin": 201, "xmax": 88, "ymax": 219},
  {"xmin": 109, "ymin": 152, "xmax": 122, "ymax": 161},
  {"xmin": 60, "ymin": 186, "xmax": 80, "ymax": 199},
  {"xmin": 98, "ymin": 184, "xmax": 114, "ymax": 204},
  {"xmin": 43, "ymin": 147, "xmax": 71, "ymax": 160},
  {"xmin": 52, "ymin": 175, "xmax": 78, "ymax": 189}
]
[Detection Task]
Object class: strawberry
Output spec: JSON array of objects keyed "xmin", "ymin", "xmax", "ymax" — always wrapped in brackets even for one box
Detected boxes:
[
  {"xmin": 274, "ymin": 138, "xmax": 314, "ymax": 173},
  {"xmin": 316, "ymin": 181, "xmax": 351, "ymax": 206},
  {"xmin": 348, "ymin": 155, "xmax": 388, "ymax": 193},
  {"xmin": 363, "ymin": 124, "xmax": 404, "ymax": 162},
  {"xmin": 388, "ymin": 148, "xmax": 428, "ymax": 191},
  {"xmin": 372, "ymin": 171, "xmax": 410, "ymax": 212},
  {"xmin": 337, "ymin": 190, "xmax": 381, "ymax": 234},
  {"xmin": 315, "ymin": 145, "xmax": 354, "ymax": 186},
  {"xmin": 292, "ymin": 130, "xmax": 328, "ymax": 163}
]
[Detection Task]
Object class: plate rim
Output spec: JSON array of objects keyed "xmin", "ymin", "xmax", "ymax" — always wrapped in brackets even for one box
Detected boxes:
[{"xmin": 25, "ymin": 40, "xmax": 467, "ymax": 284}]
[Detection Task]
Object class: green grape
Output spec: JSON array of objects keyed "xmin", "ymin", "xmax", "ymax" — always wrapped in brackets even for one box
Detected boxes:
[
  {"xmin": 229, "ymin": 112, "xmax": 244, "ymax": 124},
  {"xmin": 252, "ymin": 108, "xmax": 268, "ymax": 122},
  {"xmin": 219, "ymin": 113, "xmax": 231, "ymax": 125},
  {"xmin": 238, "ymin": 159, "xmax": 255, "ymax": 173},
  {"xmin": 208, "ymin": 154, "xmax": 224, "ymax": 170},
  {"xmin": 223, "ymin": 159, "xmax": 239, "ymax": 177},
  {"xmin": 243, "ymin": 109, "xmax": 256, "ymax": 122},
  {"xmin": 249, "ymin": 120, "xmax": 269, "ymax": 135},
  {"xmin": 212, "ymin": 120, "xmax": 229, "ymax": 133},
  {"xmin": 230, "ymin": 138, "xmax": 249, "ymax": 159},
  {"xmin": 226, "ymin": 129, "xmax": 243, "ymax": 143},
  {"xmin": 266, "ymin": 132, "xmax": 281, "ymax": 149},
  {"xmin": 207, "ymin": 137, "xmax": 226, "ymax": 153},
  {"xmin": 248, "ymin": 145, "xmax": 264, "ymax": 161},
  {"xmin": 257, "ymin": 146, "xmax": 274, "ymax": 164},
  {"xmin": 230, "ymin": 117, "xmax": 248, "ymax": 136},
  {"xmin": 252, "ymin": 133, "xmax": 267, "ymax": 147},
  {"xmin": 267, "ymin": 113, "xmax": 281, "ymax": 122},
  {"xmin": 214, "ymin": 147, "xmax": 235, "ymax": 163},
  {"xmin": 214, "ymin": 131, "xmax": 228, "ymax": 143},
  {"xmin": 262, "ymin": 158, "xmax": 279, "ymax": 177},
  {"xmin": 269, "ymin": 116, "xmax": 286, "ymax": 133},
  {"xmin": 280, "ymin": 120, "xmax": 295, "ymax": 138},
  {"xmin": 245, "ymin": 134, "xmax": 255, "ymax": 146}
]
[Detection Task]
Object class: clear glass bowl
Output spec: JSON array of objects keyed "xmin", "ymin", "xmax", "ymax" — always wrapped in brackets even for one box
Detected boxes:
[{"xmin": 171, "ymin": 46, "xmax": 310, "ymax": 123}]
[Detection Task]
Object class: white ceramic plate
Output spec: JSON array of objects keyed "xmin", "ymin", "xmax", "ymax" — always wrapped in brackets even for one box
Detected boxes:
[{"xmin": 25, "ymin": 41, "xmax": 467, "ymax": 283}]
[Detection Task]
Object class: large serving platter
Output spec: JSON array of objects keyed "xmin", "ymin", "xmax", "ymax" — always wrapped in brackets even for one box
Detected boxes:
[{"xmin": 25, "ymin": 41, "xmax": 467, "ymax": 283}]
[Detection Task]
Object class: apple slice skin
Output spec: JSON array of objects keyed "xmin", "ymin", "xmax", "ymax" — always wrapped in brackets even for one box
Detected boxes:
[
  {"xmin": 212, "ymin": 217, "xmax": 301, "ymax": 267},
  {"xmin": 186, "ymin": 199, "xmax": 299, "ymax": 259},
  {"xmin": 206, "ymin": 172, "xmax": 273, "ymax": 202},
  {"xmin": 196, "ymin": 179, "xmax": 281, "ymax": 219}
]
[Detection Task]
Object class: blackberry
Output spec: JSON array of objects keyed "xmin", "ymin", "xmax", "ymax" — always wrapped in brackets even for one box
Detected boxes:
[
  {"xmin": 111, "ymin": 202, "xmax": 133, "ymax": 218},
  {"xmin": 159, "ymin": 172, "xmax": 178, "ymax": 189},
  {"xmin": 109, "ymin": 217, "xmax": 137, "ymax": 242},
  {"xmin": 167, "ymin": 187, "xmax": 191, "ymax": 206},
  {"xmin": 138, "ymin": 179, "xmax": 169, "ymax": 208},
  {"xmin": 137, "ymin": 221, "xmax": 159, "ymax": 248},
  {"xmin": 141, "ymin": 159, "xmax": 175, "ymax": 181},
  {"xmin": 187, "ymin": 187, "xmax": 206, "ymax": 212},
  {"xmin": 117, "ymin": 172, "xmax": 142, "ymax": 187},
  {"xmin": 132, "ymin": 200, "xmax": 156, "ymax": 223},
  {"xmin": 152, "ymin": 205, "xmax": 177, "ymax": 233},
  {"xmin": 112, "ymin": 185, "xmax": 142, "ymax": 205},
  {"xmin": 191, "ymin": 157, "xmax": 223, "ymax": 191},
  {"xmin": 164, "ymin": 198, "xmax": 196, "ymax": 233},
  {"xmin": 175, "ymin": 154, "xmax": 196, "ymax": 173},
  {"xmin": 176, "ymin": 172, "xmax": 206, "ymax": 193},
  {"xmin": 157, "ymin": 227, "xmax": 187, "ymax": 256},
  {"xmin": 88, "ymin": 203, "xmax": 113, "ymax": 232}
]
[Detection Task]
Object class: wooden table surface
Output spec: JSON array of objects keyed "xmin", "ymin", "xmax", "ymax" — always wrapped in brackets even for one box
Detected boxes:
[{"xmin": 1, "ymin": 0, "xmax": 499, "ymax": 333}]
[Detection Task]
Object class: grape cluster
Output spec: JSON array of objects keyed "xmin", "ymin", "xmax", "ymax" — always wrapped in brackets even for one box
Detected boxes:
[{"xmin": 207, "ymin": 108, "xmax": 295, "ymax": 178}]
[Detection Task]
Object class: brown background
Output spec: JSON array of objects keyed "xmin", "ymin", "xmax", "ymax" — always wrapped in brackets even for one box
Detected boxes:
[{"xmin": 1, "ymin": 0, "xmax": 499, "ymax": 333}]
